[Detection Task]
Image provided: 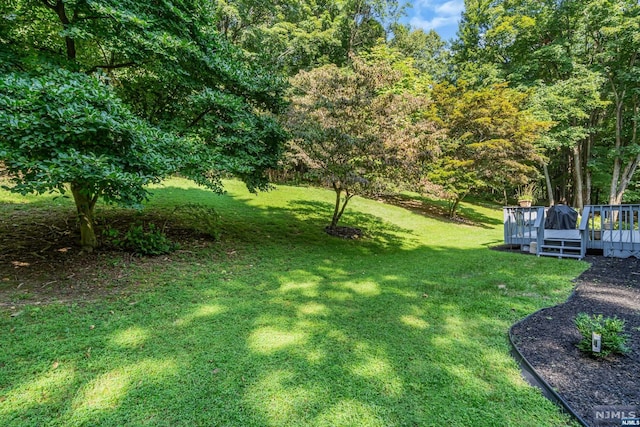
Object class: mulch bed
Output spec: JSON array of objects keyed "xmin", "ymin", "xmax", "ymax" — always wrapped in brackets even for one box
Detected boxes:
[
  {"xmin": 324, "ymin": 225, "xmax": 363, "ymax": 239},
  {"xmin": 510, "ymin": 255, "xmax": 640, "ymax": 426}
]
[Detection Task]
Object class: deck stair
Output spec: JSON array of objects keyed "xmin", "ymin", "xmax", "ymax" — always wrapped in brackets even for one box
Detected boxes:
[{"xmin": 538, "ymin": 230, "xmax": 584, "ymax": 259}]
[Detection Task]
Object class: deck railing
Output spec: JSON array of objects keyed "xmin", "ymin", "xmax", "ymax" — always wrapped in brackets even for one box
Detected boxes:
[
  {"xmin": 505, "ymin": 204, "xmax": 640, "ymax": 258},
  {"xmin": 585, "ymin": 204, "xmax": 640, "ymax": 257},
  {"xmin": 503, "ymin": 206, "xmax": 545, "ymax": 247}
]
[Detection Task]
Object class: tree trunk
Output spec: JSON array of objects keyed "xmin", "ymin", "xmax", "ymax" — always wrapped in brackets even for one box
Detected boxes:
[
  {"xmin": 609, "ymin": 93, "xmax": 638, "ymax": 205},
  {"xmin": 572, "ymin": 145, "xmax": 584, "ymax": 209},
  {"xmin": 330, "ymin": 183, "xmax": 355, "ymax": 228},
  {"xmin": 543, "ymin": 163, "xmax": 555, "ymax": 206},
  {"xmin": 609, "ymin": 91, "xmax": 625, "ymax": 204},
  {"xmin": 71, "ymin": 183, "xmax": 98, "ymax": 251}
]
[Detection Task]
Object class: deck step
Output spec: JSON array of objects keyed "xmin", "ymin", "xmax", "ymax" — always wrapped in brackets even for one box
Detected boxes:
[
  {"xmin": 538, "ymin": 236, "xmax": 585, "ymax": 259},
  {"xmin": 539, "ymin": 251, "xmax": 583, "ymax": 259}
]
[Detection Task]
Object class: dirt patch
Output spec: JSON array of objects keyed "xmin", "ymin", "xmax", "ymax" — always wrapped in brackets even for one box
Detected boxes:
[
  {"xmin": 510, "ymin": 255, "xmax": 640, "ymax": 426},
  {"xmin": 0, "ymin": 207, "xmax": 214, "ymax": 307},
  {"xmin": 324, "ymin": 225, "xmax": 363, "ymax": 239}
]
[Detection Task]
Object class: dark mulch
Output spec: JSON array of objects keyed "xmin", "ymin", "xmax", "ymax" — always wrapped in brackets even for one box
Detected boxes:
[
  {"xmin": 324, "ymin": 225, "xmax": 363, "ymax": 239},
  {"xmin": 510, "ymin": 255, "xmax": 640, "ymax": 426}
]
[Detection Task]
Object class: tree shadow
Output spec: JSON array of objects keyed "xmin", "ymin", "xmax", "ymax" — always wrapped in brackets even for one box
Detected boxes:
[
  {"xmin": 0, "ymin": 183, "xmax": 584, "ymax": 426},
  {"xmin": 377, "ymin": 193, "xmax": 502, "ymax": 229}
]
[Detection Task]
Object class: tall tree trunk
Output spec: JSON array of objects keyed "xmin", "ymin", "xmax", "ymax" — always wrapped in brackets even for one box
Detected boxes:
[
  {"xmin": 584, "ymin": 137, "xmax": 592, "ymax": 206},
  {"xmin": 572, "ymin": 145, "xmax": 584, "ymax": 209},
  {"xmin": 609, "ymin": 93, "xmax": 639, "ymax": 204},
  {"xmin": 71, "ymin": 183, "xmax": 98, "ymax": 250},
  {"xmin": 41, "ymin": 0, "xmax": 77, "ymax": 60},
  {"xmin": 609, "ymin": 90, "xmax": 625, "ymax": 204},
  {"xmin": 543, "ymin": 163, "xmax": 555, "ymax": 206}
]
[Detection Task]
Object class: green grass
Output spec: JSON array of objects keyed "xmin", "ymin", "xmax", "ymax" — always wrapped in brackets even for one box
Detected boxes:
[{"xmin": 0, "ymin": 178, "xmax": 587, "ymax": 426}]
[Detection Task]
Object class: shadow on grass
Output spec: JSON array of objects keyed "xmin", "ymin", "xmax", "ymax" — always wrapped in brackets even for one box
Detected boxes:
[
  {"xmin": 0, "ymin": 184, "xmax": 584, "ymax": 427},
  {"xmin": 377, "ymin": 193, "xmax": 502, "ymax": 229}
]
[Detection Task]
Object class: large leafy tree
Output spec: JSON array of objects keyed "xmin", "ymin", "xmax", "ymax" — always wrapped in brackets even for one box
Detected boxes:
[
  {"xmin": 430, "ymin": 83, "xmax": 547, "ymax": 216},
  {"xmin": 212, "ymin": 0, "xmax": 404, "ymax": 74},
  {"xmin": 284, "ymin": 54, "xmax": 440, "ymax": 229},
  {"xmin": 389, "ymin": 24, "xmax": 450, "ymax": 81},
  {"xmin": 0, "ymin": 0, "xmax": 287, "ymax": 250},
  {"xmin": 453, "ymin": 0, "xmax": 640, "ymax": 206}
]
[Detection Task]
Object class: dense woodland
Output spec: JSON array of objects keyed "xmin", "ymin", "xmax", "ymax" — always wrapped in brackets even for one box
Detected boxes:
[{"xmin": 1, "ymin": 0, "xmax": 639, "ymax": 247}]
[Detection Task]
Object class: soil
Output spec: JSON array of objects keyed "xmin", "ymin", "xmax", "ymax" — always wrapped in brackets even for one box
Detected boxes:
[
  {"xmin": 324, "ymin": 225, "xmax": 363, "ymax": 239},
  {"xmin": 510, "ymin": 254, "xmax": 640, "ymax": 426},
  {"xmin": 0, "ymin": 207, "xmax": 216, "ymax": 307},
  {"xmin": 1, "ymin": 208, "xmax": 639, "ymax": 426}
]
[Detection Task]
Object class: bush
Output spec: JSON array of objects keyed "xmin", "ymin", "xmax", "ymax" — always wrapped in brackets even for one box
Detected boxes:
[
  {"xmin": 105, "ymin": 223, "xmax": 178, "ymax": 256},
  {"xmin": 574, "ymin": 313, "xmax": 629, "ymax": 358},
  {"xmin": 174, "ymin": 203, "xmax": 222, "ymax": 239}
]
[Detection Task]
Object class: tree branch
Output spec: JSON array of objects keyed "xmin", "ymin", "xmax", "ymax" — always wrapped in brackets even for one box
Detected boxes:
[{"xmin": 188, "ymin": 107, "xmax": 214, "ymax": 129}]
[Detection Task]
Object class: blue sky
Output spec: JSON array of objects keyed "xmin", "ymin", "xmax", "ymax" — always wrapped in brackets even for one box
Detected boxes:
[{"xmin": 402, "ymin": 0, "xmax": 465, "ymax": 41}]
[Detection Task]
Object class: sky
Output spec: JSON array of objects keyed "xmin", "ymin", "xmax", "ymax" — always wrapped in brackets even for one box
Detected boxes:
[{"xmin": 402, "ymin": 0, "xmax": 465, "ymax": 41}]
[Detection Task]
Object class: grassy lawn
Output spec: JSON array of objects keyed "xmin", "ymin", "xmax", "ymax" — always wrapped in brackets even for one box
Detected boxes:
[{"xmin": 0, "ymin": 178, "xmax": 587, "ymax": 426}]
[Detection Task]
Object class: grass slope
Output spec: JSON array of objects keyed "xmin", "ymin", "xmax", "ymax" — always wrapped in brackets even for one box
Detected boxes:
[{"xmin": 0, "ymin": 179, "xmax": 587, "ymax": 426}]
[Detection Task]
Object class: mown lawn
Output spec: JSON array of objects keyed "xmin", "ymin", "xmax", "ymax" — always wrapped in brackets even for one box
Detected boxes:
[{"xmin": 0, "ymin": 178, "xmax": 587, "ymax": 426}]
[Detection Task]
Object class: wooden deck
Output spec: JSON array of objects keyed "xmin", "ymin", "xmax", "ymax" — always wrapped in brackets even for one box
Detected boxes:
[{"xmin": 504, "ymin": 204, "xmax": 640, "ymax": 259}]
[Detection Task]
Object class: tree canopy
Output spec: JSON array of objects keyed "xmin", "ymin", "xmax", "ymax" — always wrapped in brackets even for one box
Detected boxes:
[{"xmin": 0, "ymin": 0, "xmax": 287, "ymax": 248}]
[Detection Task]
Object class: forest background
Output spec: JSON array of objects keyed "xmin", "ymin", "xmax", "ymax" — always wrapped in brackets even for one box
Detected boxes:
[{"xmin": 1, "ymin": 0, "xmax": 639, "ymax": 247}]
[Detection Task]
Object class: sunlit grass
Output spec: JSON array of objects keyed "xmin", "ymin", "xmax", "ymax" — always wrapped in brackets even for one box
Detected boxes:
[{"xmin": 0, "ymin": 178, "xmax": 587, "ymax": 426}]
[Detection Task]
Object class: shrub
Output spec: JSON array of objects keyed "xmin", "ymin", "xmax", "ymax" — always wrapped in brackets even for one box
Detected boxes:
[
  {"xmin": 574, "ymin": 313, "xmax": 629, "ymax": 358},
  {"xmin": 105, "ymin": 223, "xmax": 178, "ymax": 255},
  {"xmin": 174, "ymin": 203, "xmax": 222, "ymax": 239}
]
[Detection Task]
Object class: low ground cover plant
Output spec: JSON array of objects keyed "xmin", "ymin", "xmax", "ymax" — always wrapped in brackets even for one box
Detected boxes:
[{"xmin": 574, "ymin": 313, "xmax": 630, "ymax": 358}]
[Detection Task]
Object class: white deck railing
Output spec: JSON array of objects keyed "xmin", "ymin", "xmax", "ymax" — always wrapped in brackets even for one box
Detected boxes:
[
  {"xmin": 585, "ymin": 204, "xmax": 640, "ymax": 258},
  {"xmin": 503, "ymin": 206, "xmax": 545, "ymax": 246},
  {"xmin": 504, "ymin": 204, "xmax": 640, "ymax": 258}
]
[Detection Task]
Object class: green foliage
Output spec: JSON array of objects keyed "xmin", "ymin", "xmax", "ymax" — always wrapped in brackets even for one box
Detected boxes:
[
  {"xmin": 105, "ymin": 223, "xmax": 178, "ymax": 256},
  {"xmin": 284, "ymin": 55, "xmax": 440, "ymax": 227},
  {"xmin": 429, "ymin": 82, "xmax": 546, "ymax": 217},
  {"xmin": 174, "ymin": 203, "xmax": 222, "ymax": 239},
  {"xmin": 389, "ymin": 24, "xmax": 450, "ymax": 81},
  {"xmin": 574, "ymin": 313, "xmax": 630, "ymax": 358},
  {"xmin": 0, "ymin": 69, "xmax": 185, "ymax": 203},
  {"xmin": 1, "ymin": 0, "xmax": 288, "ymax": 249},
  {"xmin": 212, "ymin": 0, "xmax": 403, "ymax": 74},
  {"xmin": 452, "ymin": 0, "xmax": 640, "ymax": 206}
]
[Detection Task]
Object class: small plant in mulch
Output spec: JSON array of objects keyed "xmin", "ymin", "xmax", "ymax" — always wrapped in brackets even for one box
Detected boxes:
[{"xmin": 574, "ymin": 313, "xmax": 630, "ymax": 358}]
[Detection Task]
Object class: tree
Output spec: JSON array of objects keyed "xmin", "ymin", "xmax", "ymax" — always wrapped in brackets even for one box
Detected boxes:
[
  {"xmin": 389, "ymin": 24, "xmax": 450, "ymax": 81},
  {"xmin": 0, "ymin": 70, "xmax": 194, "ymax": 248},
  {"xmin": 211, "ymin": 0, "xmax": 405, "ymax": 74},
  {"xmin": 430, "ymin": 83, "xmax": 547, "ymax": 216},
  {"xmin": 284, "ymin": 55, "xmax": 439, "ymax": 229},
  {"xmin": 453, "ymin": 0, "xmax": 640, "ymax": 207},
  {"xmin": 0, "ymin": 0, "xmax": 287, "ymax": 250}
]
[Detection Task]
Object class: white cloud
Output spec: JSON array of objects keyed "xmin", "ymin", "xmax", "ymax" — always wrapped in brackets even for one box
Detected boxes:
[
  {"xmin": 406, "ymin": 0, "xmax": 463, "ymax": 37},
  {"xmin": 435, "ymin": 0, "xmax": 464, "ymax": 16},
  {"xmin": 409, "ymin": 14, "xmax": 459, "ymax": 31}
]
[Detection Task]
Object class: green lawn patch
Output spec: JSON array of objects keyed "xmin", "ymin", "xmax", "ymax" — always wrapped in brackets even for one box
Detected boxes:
[{"xmin": 0, "ymin": 179, "xmax": 586, "ymax": 426}]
